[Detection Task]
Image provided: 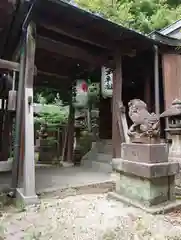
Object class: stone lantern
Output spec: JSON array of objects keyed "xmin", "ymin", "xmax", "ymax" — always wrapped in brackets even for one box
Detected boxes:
[{"xmin": 160, "ymin": 99, "xmax": 181, "ymax": 162}]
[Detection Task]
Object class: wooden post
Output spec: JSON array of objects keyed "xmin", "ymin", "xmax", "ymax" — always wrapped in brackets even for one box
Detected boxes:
[
  {"xmin": 62, "ymin": 125, "xmax": 68, "ymax": 162},
  {"xmin": 162, "ymin": 53, "xmax": 181, "ymax": 141},
  {"xmin": 0, "ymin": 99, "xmax": 5, "ymax": 156},
  {"xmin": 16, "ymin": 24, "xmax": 38, "ymax": 205},
  {"xmin": 162, "ymin": 53, "xmax": 181, "ymax": 109},
  {"xmin": 99, "ymin": 97, "xmax": 112, "ymax": 139},
  {"xmin": 66, "ymin": 103, "xmax": 75, "ymax": 163},
  {"xmin": 154, "ymin": 45, "xmax": 160, "ymax": 115},
  {"xmin": 144, "ymin": 76, "xmax": 151, "ymax": 112},
  {"xmin": 1, "ymin": 102, "xmax": 11, "ymax": 161},
  {"xmin": 112, "ymin": 56, "xmax": 123, "ymax": 158}
]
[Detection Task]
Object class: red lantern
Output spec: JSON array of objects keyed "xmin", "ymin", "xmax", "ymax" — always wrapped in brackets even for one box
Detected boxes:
[{"xmin": 72, "ymin": 80, "xmax": 89, "ymax": 108}]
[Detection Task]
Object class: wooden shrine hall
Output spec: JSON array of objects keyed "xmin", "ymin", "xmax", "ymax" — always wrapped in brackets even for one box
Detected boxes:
[{"xmin": 0, "ymin": 0, "xmax": 180, "ymax": 204}]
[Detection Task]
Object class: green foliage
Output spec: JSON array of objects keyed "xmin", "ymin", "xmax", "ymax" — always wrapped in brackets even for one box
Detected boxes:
[
  {"xmin": 74, "ymin": 0, "xmax": 181, "ymax": 33},
  {"xmin": 34, "ymin": 104, "xmax": 69, "ymax": 127},
  {"xmin": 34, "ymin": 87, "xmax": 70, "ymax": 105}
]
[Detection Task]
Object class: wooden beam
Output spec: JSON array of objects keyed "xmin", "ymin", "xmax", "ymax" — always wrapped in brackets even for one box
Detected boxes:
[
  {"xmin": 37, "ymin": 26, "xmax": 139, "ymax": 58},
  {"xmin": 36, "ymin": 35, "xmax": 109, "ymax": 65},
  {"xmin": 0, "ymin": 59, "xmax": 19, "ymax": 72},
  {"xmin": 37, "ymin": 70, "xmax": 69, "ymax": 80},
  {"xmin": 0, "ymin": 58, "xmax": 37, "ymax": 75},
  {"xmin": 39, "ymin": 23, "xmax": 113, "ymax": 50}
]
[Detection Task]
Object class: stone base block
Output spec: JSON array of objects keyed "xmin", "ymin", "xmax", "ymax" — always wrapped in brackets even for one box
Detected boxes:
[
  {"xmin": 112, "ymin": 142, "xmax": 180, "ymax": 212},
  {"xmin": 108, "ymin": 192, "xmax": 181, "ymax": 214},
  {"xmin": 114, "ymin": 173, "xmax": 175, "ymax": 206},
  {"xmin": 112, "ymin": 158, "xmax": 179, "ymax": 179},
  {"xmin": 122, "ymin": 143, "xmax": 168, "ymax": 163},
  {"xmin": 16, "ymin": 188, "xmax": 40, "ymax": 207}
]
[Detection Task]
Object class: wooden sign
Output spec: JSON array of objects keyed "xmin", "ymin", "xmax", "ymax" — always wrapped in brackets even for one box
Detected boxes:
[{"xmin": 101, "ymin": 66, "xmax": 113, "ymax": 98}]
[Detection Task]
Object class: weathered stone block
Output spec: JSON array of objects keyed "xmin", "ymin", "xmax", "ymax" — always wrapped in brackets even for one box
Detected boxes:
[
  {"xmin": 111, "ymin": 142, "xmax": 181, "ymax": 213},
  {"xmin": 122, "ymin": 143, "xmax": 168, "ymax": 163},
  {"xmin": 115, "ymin": 173, "xmax": 172, "ymax": 206},
  {"xmin": 112, "ymin": 158, "xmax": 179, "ymax": 179}
]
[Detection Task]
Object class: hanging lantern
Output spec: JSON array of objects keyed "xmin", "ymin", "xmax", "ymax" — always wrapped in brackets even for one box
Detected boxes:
[
  {"xmin": 101, "ymin": 66, "xmax": 113, "ymax": 98},
  {"xmin": 72, "ymin": 79, "xmax": 89, "ymax": 108}
]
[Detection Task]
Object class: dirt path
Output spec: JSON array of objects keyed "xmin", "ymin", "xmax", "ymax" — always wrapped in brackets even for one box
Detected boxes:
[{"xmin": 1, "ymin": 194, "xmax": 181, "ymax": 240}]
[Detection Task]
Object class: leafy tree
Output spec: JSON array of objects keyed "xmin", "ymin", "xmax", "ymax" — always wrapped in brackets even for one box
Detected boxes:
[{"xmin": 74, "ymin": 0, "xmax": 181, "ymax": 33}]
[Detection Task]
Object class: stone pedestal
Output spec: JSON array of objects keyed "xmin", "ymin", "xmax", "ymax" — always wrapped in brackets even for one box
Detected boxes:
[
  {"xmin": 38, "ymin": 139, "xmax": 58, "ymax": 164},
  {"xmin": 109, "ymin": 143, "xmax": 181, "ymax": 214}
]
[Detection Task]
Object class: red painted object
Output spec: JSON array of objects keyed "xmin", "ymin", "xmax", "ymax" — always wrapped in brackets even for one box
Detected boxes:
[{"xmin": 81, "ymin": 81, "xmax": 88, "ymax": 92}]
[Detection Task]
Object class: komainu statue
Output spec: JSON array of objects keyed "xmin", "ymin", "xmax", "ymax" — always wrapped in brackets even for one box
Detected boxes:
[{"xmin": 128, "ymin": 99, "xmax": 160, "ymax": 143}]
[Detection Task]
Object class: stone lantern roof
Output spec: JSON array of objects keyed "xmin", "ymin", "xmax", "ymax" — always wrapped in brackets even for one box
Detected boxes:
[{"xmin": 160, "ymin": 99, "xmax": 181, "ymax": 118}]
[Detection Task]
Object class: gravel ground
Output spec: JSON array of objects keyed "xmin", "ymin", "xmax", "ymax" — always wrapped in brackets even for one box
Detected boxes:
[{"xmin": 1, "ymin": 194, "xmax": 181, "ymax": 240}]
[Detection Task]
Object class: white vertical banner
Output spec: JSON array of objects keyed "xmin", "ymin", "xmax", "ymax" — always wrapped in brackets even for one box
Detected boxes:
[{"xmin": 101, "ymin": 66, "xmax": 113, "ymax": 98}]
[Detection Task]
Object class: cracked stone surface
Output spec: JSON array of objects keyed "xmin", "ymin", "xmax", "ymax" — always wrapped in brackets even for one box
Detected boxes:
[{"xmin": 1, "ymin": 194, "xmax": 181, "ymax": 239}]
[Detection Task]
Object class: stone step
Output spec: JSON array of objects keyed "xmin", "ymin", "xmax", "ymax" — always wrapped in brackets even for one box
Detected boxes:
[
  {"xmin": 82, "ymin": 153, "xmax": 112, "ymax": 173},
  {"xmin": 96, "ymin": 141, "xmax": 112, "ymax": 154},
  {"xmin": 90, "ymin": 161, "xmax": 112, "ymax": 173},
  {"xmin": 82, "ymin": 160, "xmax": 112, "ymax": 173},
  {"xmin": 82, "ymin": 153, "xmax": 112, "ymax": 165},
  {"xmin": 97, "ymin": 153, "xmax": 112, "ymax": 163}
]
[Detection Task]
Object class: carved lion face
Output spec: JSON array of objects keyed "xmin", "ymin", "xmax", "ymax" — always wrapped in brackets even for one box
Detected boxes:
[{"xmin": 128, "ymin": 99, "xmax": 147, "ymax": 114}]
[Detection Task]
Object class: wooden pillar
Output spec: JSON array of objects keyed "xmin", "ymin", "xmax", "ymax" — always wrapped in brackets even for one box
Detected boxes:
[
  {"xmin": 162, "ymin": 53, "xmax": 181, "ymax": 109},
  {"xmin": 99, "ymin": 97, "xmax": 112, "ymax": 139},
  {"xmin": 144, "ymin": 76, "xmax": 151, "ymax": 112},
  {"xmin": 16, "ymin": 24, "xmax": 38, "ymax": 204},
  {"xmin": 112, "ymin": 56, "xmax": 123, "ymax": 158},
  {"xmin": 1, "ymin": 101, "xmax": 11, "ymax": 161},
  {"xmin": 66, "ymin": 103, "xmax": 75, "ymax": 162},
  {"xmin": 19, "ymin": 106, "xmax": 24, "ymax": 179},
  {"xmin": 0, "ymin": 99, "xmax": 5, "ymax": 155},
  {"xmin": 154, "ymin": 46, "xmax": 160, "ymax": 115}
]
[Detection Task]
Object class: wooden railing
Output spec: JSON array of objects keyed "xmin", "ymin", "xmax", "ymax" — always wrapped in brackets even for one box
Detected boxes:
[{"xmin": 116, "ymin": 101, "xmax": 130, "ymax": 144}]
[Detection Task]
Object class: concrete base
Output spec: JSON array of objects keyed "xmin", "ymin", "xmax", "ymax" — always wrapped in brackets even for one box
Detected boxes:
[
  {"xmin": 16, "ymin": 188, "xmax": 39, "ymax": 207},
  {"xmin": 0, "ymin": 159, "xmax": 13, "ymax": 172},
  {"xmin": 108, "ymin": 192, "xmax": 181, "ymax": 214}
]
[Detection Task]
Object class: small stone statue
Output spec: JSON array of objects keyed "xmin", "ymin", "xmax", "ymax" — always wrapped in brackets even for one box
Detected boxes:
[
  {"xmin": 128, "ymin": 99, "xmax": 160, "ymax": 143},
  {"xmin": 38, "ymin": 123, "xmax": 48, "ymax": 139}
]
